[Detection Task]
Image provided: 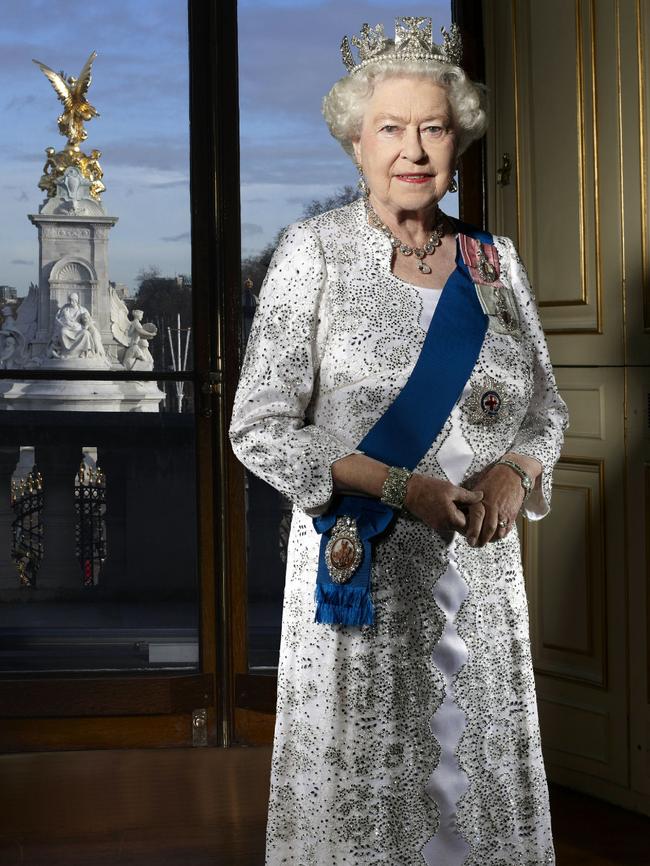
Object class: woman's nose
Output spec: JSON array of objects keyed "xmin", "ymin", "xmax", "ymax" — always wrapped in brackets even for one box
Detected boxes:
[{"xmin": 401, "ymin": 128, "xmax": 426, "ymax": 162}]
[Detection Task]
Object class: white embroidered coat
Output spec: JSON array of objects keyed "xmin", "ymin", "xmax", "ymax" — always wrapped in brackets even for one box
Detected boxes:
[{"xmin": 229, "ymin": 198, "xmax": 569, "ymax": 866}]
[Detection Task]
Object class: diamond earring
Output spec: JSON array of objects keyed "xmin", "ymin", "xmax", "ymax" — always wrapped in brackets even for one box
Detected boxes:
[
  {"xmin": 356, "ymin": 163, "xmax": 369, "ymax": 197},
  {"xmin": 448, "ymin": 173, "xmax": 458, "ymax": 193}
]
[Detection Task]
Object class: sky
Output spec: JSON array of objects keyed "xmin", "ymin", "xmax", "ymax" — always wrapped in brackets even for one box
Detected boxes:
[
  {"xmin": 238, "ymin": 0, "xmax": 456, "ymax": 257},
  {"xmin": 0, "ymin": 0, "xmax": 454, "ymax": 296}
]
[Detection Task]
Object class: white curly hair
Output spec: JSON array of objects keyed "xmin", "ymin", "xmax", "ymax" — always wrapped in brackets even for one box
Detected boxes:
[{"xmin": 322, "ymin": 53, "xmax": 488, "ymax": 159}]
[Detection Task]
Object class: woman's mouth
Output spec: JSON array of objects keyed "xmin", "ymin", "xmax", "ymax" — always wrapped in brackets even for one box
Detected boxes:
[{"xmin": 395, "ymin": 174, "xmax": 432, "ymax": 184}]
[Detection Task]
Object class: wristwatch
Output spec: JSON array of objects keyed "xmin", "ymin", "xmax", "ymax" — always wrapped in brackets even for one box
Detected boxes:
[{"xmin": 496, "ymin": 458, "xmax": 533, "ymax": 500}]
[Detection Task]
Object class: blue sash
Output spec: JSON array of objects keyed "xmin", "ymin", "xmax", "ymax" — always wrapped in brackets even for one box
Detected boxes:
[{"xmin": 313, "ymin": 224, "xmax": 493, "ymax": 626}]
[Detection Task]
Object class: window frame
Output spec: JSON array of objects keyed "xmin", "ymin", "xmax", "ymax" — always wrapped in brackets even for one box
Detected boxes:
[
  {"xmin": 227, "ymin": 0, "xmax": 488, "ymax": 746},
  {"xmin": 0, "ymin": 0, "xmax": 233, "ymax": 751},
  {"xmin": 0, "ymin": 0, "xmax": 487, "ymax": 752}
]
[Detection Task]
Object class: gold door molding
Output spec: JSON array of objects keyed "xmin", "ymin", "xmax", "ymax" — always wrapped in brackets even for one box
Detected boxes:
[
  {"xmin": 527, "ymin": 368, "xmax": 628, "ymax": 791},
  {"xmin": 513, "ymin": 0, "xmax": 606, "ymax": 335},
  {"xmin": 638, "ymin": 0, "xmax": 650, "ymax": 330},
  {"xmin": 487, "ymin": 0, "xmax": 627, "ymax": 361},
  {"xmin": 527, "ymin": 459, "xmax": 607, "ymax": 689}
]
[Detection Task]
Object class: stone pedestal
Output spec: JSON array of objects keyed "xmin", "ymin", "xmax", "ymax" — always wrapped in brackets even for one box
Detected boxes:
[
  {"xmin": 0, "ymin": 173, "xmax": 166, "ymax": 413},
  {"xmin": 1, "ymin": 356, "xmax": 164, "ymax": 412},
  {"xmin": 2, "ymin": 380, "xmax": 165, "ymax": 412},
  {"xmin": 28, "ymin": 213, "xmax": 120, "ymax": 364}
]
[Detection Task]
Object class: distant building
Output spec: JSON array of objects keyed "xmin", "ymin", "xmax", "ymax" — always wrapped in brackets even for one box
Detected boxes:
[
  {"xmin": 109, "ymin": 281, "xmax": 130, "ymax": 300},
  {"xmin": 0, "ymin": 286, "xmax": 18, "ymax": 302}
]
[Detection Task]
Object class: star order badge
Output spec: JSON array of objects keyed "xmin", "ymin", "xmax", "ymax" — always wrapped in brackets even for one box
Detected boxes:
[
  {"xmin": 325, "ymin": 516, "xmax": 364, "ymax": 584},
  {"xmin": 462, "ymin": 376, "xmax": 513, "ymax": 425}
]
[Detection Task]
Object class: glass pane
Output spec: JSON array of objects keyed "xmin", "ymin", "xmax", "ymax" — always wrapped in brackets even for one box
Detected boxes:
[
  {"xmin": 0, "ymin": 2, "xmax": 198, "ymax": 673},
  {"xmin": 0, "ymin": 3, "xmax": 192, "ymax": 375},
  {"xmin": 238, "ymin": 1, "xmax": 456, "ymax": 670},
  {"xmin": 0, "ymin": 386, "xmax": 198, "ymax": 673}
]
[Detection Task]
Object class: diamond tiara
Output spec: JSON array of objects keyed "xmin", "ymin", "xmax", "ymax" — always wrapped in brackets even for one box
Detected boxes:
[{"xmin": 341, "ymin": 16, "xmax": 463, "ymax": 74}]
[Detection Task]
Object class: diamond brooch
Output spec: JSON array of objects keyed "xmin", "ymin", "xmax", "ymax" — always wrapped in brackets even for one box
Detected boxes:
[{"xmin": 462, "ymin": 376, "xmax": 513, "ymax": 426}]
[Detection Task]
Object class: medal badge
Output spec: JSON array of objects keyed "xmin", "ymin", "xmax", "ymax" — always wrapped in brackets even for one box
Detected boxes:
[
  {"xmin": 474, "ymin": 283, "xmax": 522, "ymax": 338},
  {"xmin": 462, "ymin": 237, "xmax": 522, "ymax": 339},
  {"xmin": 475, "ymin": 240, "xmax": 498, "ymax": 284},
  {"xmin": 325, "ymin": 515, "xmax": 364, "ymax": 584},
  {"xmin": 463, "ymin": 375, "xmax": 513, "ymax": 426},
  {"xmin": 491, "ymin": 285, "xmax": 519, "ymax": 333}
]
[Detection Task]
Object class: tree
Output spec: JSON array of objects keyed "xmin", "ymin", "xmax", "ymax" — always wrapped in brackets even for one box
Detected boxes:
[
  {"xmin": 301, "ymin": 184, "xmax": 360, "ymax": 219},
  {"xmin": 240, "ymin": 185, "xmax": 361, "ymax": 298},
  {"xmin": 132, "ymin": 267, "xmax": 192, "ymax": 371},
  {"xmin": 240, "ymin": 232, "xmax": 284, "ymax": 300}
]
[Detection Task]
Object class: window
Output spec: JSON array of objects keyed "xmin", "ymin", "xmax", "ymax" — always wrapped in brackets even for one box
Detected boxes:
[
  {"xmin": 0, "ymin": 1, "xmax": 237, "ymax": 752},
  {"xmin": 0, "ymin": 1, "xmax": 199, "ymax": 676},
  {"xmin": 237, "ymin": 0, "xmax": 459, "ymax": 673}
]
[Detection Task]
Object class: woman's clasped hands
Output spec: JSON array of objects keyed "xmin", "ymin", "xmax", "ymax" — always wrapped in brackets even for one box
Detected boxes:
[{"xmin": 403, "ymin": 463, "xmax": 528, "ymax": 547}]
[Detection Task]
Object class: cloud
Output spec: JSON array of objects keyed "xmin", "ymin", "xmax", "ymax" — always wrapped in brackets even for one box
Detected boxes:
[
  {"xmin": 97, "ymin": 139, "xmax": 189, "ymax": 172},
  {"xmin": 237, "ymin": 0, "xmax": 451, "ymax": 120},
  {"xmin": 242, "ymin": 222, "xmax": 263, "ymax": 236},
  {"xmin": 146, "ymin": 178, "xmax": 189, "ymax": 190},
  {"xmin": 10, "ymin": 258, "xmax": 34, "ymax": 265},
  {"xmin": 16, "ymin": 191, "xmax": 28, "ymax": 202},
  {"xmin": 161, "ymin": 232, "xmax": 190, "ymax": 242},
  {"xmin": 239, "ymin": 141, "xmax": 347, "ymax": 186},
  {"xmin": 1, "ymin": 0, "xmax": 453, "ymax": 294},
  {"xmin": 5, "ymin": 94, "xmax": 35, "ymax": 111}
]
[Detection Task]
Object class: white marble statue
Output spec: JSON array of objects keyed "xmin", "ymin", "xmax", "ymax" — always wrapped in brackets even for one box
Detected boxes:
[
  {"xmin": 41, "ymin": 165, "xmax": 102, "ymax": 217},
  {"xmin": 110, "ymin": 288, "xmax": 158, "ymax": 371},
  {"xmin": 0, "ymin": 307, "xmax": 25, "ymax": 368},
  {"xmin": 48, "ymin": 292, "xmax": 106, "ymax": 360},
  {"xmin": 122, "ymin": 309, "xmax": 157, "ymax": 371},
  {"xmin": 55, "ymin": 166, "xmax": 93, "ymax": 203}
]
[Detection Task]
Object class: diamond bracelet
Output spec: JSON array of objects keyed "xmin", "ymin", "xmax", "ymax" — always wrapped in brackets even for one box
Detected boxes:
[
  {"xmin": 380, "ymin": 466, "xmax": 413, "ymax": 510},
  {"xmin": 495, "ymin": 458, "xmax": 533, "ymax": 500}
]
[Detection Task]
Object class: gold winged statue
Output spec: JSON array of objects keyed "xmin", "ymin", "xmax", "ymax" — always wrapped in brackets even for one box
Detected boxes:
[
  {"xmin": 32, "ymin": 51, "xmax": 105, "ymax": 201},
  {"xmin": 33, "ymin": 51, "xmax": 99, "ymax": 147}
]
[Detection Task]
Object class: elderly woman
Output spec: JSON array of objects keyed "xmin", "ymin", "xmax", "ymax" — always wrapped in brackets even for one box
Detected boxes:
[{"xmin": 229, "ymin": 16, "xmax": 569, "ymax": 866}]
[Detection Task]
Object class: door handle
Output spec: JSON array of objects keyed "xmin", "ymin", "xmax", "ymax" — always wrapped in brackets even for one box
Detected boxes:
[
  {"xmin": 497, "ymin": 152, "xmax": 512, "ymax": 187},
  {"xmin": 199, "ymin": 371, "xmax": 222, "ymax": 418}
]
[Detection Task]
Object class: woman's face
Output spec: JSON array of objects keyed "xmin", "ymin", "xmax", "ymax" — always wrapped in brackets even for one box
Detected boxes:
[{"xmin": 352, "ymin": 76, "xmax": 457, "ymax": 219}]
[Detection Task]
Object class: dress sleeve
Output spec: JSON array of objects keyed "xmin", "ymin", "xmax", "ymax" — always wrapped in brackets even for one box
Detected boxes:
[
  {"xmin": 228, "ymin": 220, "xmax": 358, "ymax": 516},
  {"xmin": 504, "ymin": 236, "xmax": 570, "ymax": 520}
]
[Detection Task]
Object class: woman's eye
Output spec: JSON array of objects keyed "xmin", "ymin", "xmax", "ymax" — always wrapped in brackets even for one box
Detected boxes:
[
  {"xmin": 424, "ymin": 125, "xmax": 445, "ymax": 135},
  {"xmin": 380, "ymin": 124, "xmax": 399, "ymax": 133}
]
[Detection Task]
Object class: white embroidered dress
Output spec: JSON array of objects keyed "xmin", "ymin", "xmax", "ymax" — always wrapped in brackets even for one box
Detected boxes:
[{"xmin": 229, "ymin": 198, "xmax": 569, "ymax": 866}]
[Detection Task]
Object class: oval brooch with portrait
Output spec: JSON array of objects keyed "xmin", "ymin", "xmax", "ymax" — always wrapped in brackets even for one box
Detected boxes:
[{"xmin": 325, "ymin": 515, "xmax": 364, "ymax": 584}]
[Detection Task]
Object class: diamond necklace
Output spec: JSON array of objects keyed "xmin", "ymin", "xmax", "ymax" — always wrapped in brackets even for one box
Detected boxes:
[{"xmin": 364, "ymin": 198, "xmax": 446, "ymax": 274}]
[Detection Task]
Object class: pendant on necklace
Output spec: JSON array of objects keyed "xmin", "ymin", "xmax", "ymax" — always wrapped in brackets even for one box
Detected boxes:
[{"xmin": 414, "ymin": 249, "xmax": 431, "ymax": 274}]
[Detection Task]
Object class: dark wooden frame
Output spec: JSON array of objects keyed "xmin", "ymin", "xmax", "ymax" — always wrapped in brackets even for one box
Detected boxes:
[
  {"xmin": 0, "ymin": 0, "xmax": 236, "ymax": 752},
  {"xmin": 0, "ymin": 0, "xmax": 487, "ymax": 752},
  {"xmin": 453, "ymin": 0, "xmax": 488, "ymax": 228}
]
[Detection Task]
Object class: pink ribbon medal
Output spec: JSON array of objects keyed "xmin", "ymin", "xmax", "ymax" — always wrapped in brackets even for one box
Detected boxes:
[{"xmin": 458, "ymin": 235, "xmax": 505, "ymax": 287}]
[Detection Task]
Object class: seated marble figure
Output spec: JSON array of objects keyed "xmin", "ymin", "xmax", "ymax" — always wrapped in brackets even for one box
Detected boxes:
[{"xmin": 48, "ymin": 292, "xmax": 106, "ymax": 360}]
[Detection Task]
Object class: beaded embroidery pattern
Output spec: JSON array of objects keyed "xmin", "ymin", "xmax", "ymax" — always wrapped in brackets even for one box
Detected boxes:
[{"xmin": 229, "ymin": 198, "xmax": 569, "ymax": 865}]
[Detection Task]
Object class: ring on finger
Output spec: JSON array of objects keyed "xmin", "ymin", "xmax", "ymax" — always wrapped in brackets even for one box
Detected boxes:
[{"xmin": 497, "ymin": 518, "xmax": 509, "ymax": 528}]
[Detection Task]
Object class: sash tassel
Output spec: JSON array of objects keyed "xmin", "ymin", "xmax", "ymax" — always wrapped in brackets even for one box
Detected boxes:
[{"xmin": 314, "ymin": 582, "xmax": 375, "ymax": 627}]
